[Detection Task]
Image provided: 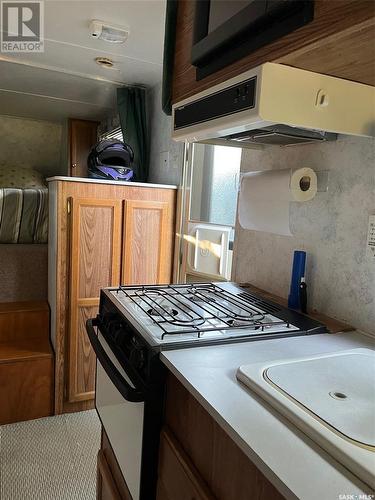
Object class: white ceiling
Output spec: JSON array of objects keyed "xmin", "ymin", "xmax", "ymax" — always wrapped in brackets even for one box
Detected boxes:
[{"xmin": 0, "ymin": 0, "xmax": 166, "ymax": 122}]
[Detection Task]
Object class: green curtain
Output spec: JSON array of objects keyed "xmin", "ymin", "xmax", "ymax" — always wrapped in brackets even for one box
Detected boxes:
[{"xmin": 117, "ymin": 86, "xmax": 149, "ymax": 182}]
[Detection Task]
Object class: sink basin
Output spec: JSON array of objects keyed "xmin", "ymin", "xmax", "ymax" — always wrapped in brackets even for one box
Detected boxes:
[{"xmin": 237, "ymin": 348, "xmax": 375, "ymax": 489}]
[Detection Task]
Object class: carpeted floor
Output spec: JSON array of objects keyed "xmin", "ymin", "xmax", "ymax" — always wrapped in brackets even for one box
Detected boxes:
[{"xmin": 0, "ymin": 410, "xmax": 101, "ymax": 500}]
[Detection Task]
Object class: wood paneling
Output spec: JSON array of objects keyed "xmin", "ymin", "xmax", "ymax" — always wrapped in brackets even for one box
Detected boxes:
[
  {"xmin": 277, "ymin": 18, "xmax": 375, "ymax": 85},
  {"xmin": 68, "ymin": 198, "xmax": 122, "ymax": 403},
  {"xmin": 99, "ymin": 430, "xmax": 132, "ymax": 500},
  {"xmin": 157, "ymin": 428, "xmax": 215, "ymax": 500},
  {"xmin": 172, "ymin": 0, "xmax": 375, "ymax": 103},
  {"xmin": 0, "ymin": 355, "xmax": 54, "ymax": 425},
  {"xmin": 50, "ymin": 180, "xmax": 176, "ymax": 414},
  {"xmin": 122, "ymin": 200, "xmax": 171, "ymax": 285},
  {"xmin": 0, "ymin": 300, "xmax": 54, "ymax": 424},
  {"xmin": 165, "ymin": 374, "xmax": 285, "ymax": 500},
  {"xmin": 97, "ymin": 450, "xmax": 122, "ymax": 500},
  {"xmin": 69, "ymin": 119, "xmax": 98, "ymax": 177},
  {"xmin": 0, "ymin": 300, "xmax": 49, "ymax": 342}
]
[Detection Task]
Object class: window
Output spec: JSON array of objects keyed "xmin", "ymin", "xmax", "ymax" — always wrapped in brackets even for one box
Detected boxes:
[
  {"xmin": 100, "ymin": 126, "xmax": 124, "ymax": 142},
  {"xmin": 190, "ymin": 143, "xmax": 241, "ymax": 226}
]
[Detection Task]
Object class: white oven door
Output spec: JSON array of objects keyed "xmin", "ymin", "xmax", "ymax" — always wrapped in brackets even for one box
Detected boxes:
[{"xmin": 92, "ymin": 328, "xmax": 145, "ymax": 500}]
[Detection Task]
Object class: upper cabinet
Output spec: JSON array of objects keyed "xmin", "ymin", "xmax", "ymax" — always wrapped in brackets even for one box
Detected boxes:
[
  {"xmin": 171, "ymin": 0, "xmax": 375, "ymax": 104},
  {"xmin": 69, "ymin": 119, "xmax": 99, "ymax": 177}
]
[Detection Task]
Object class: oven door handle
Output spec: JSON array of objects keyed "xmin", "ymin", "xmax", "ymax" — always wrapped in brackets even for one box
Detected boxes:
[{"xmin": 86, "ymin": 318, "xmax": 145, "ymax": 403}]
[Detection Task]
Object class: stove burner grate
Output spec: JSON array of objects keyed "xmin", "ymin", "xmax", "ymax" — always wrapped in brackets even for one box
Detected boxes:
[{"xmin": 115, "ymin": 283, "xmax": 292, "ymax": 339}]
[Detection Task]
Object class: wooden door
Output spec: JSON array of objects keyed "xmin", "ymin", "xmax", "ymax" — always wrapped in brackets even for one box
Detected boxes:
[
  {"xmin": 121, "ymin": 199, "xmax": 171, "ymax": 285},
  {"xmin": 69, "ymin": 119, "xmax": 98, "ymax": 177},
  {"xmin": 68, "ymin": 197, "xmax": 122, "ymax": 403}
]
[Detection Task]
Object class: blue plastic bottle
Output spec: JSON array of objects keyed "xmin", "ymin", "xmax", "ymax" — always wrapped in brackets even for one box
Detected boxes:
[{"xmin": 288, "ymin": 250, "xmax": 306, "ymax": 310}]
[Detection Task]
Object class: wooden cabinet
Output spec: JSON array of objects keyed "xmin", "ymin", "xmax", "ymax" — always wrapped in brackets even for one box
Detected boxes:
[
  {"xmin": 162, "ymin": 373, "xmax": 285, "ymax": 500},
  {"xmin": 157, "ymin": 428, "xmax": 215, "ymax": 500},
  {"xmin": 172, "ymin": 1, "xmax": 375, "ymax": 104},
  {"xmin": 69, "ymin": 119, "xmax": 98, "ymax": 177},
  {"xmin": 48, "ymin": 178, "xmax": 176, "ymax": 413},
  {"xmin": 97, "ymin": 450, "xmax": 122, "ymax": 500},
  {"xmin": 0, "ymin": 301, "xmax": 54, "ymax": 424},
  {"xmin": 97, "ymin": 430, "xmax": 132, "ymax": 500}
]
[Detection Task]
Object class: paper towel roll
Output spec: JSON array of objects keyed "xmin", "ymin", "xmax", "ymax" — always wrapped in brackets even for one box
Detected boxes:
[{"xmin": 238, "ymin": 167, "xmax": 317, "ymax": 236}]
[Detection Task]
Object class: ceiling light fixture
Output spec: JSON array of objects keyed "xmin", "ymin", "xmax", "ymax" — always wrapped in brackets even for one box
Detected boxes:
[
  {"xmin": 95, "ymin": 57, "xmax": 115, "ymax": 69},
  {"xmin": 90, "ymin": 20, "xmax": 130, "ymax": 44}
]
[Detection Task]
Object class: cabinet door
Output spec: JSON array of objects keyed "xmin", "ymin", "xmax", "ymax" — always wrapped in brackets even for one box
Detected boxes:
[
  {"xmin": 97, "ymin": 450, "xmax": 122, "ymax": 500},
  {"xmin": 122, "ymin": 199, "xmax": 171, "ymax": 285},
  {"xmin": 157, "ymin": 428, "xmax": 214, "ymax": 500},
  {"xmin": 68, "ymin": 198, "xmax": 122, "ymax": 403},
  {"xmin": 69, "ymin": 119, "xmax": 98, "ymax": 177},
  {"xmin": 99, "ymin": 431, "xmax": 133, "ymax": 500}
]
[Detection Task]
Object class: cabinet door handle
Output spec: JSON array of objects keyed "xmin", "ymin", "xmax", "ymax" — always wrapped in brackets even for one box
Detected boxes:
[{"xmin": 72, "ymin": 163, "xmax": 78, "ymax": 168}]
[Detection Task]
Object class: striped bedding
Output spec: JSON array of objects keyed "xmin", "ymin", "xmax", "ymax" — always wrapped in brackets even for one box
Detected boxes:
[{"xmin": 0, "ymin": 188, "xmax": 48, "ymax": 243}]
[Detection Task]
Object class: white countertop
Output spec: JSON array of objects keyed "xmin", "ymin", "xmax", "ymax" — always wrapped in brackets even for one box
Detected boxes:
[
  {"xmin": 46, "ymin": 176, "xmax": 178, "ymax": 190},
  {"xmin": 161, "ymin": 331, "xmax": 375, "ymax": 499}
]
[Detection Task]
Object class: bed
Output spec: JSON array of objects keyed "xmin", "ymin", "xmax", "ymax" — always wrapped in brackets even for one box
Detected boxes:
[{"xmin": 0, "ymin": 187, "xmax": 48, "ymax": 243}]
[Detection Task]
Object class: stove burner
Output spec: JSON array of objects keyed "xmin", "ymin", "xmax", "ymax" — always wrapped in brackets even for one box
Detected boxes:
[
  {"xmin": 148, "ymin": 305, "xmax": 178, "ymax": 318},
  {"xmin": 115, "ymin": 283, "xmax": 298, "ymax": 339}
]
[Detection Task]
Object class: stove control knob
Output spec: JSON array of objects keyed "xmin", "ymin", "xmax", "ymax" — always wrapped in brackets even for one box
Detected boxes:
[{"xmin": 108, "ymin": 320, "xmax": 123, "ymax": 340}]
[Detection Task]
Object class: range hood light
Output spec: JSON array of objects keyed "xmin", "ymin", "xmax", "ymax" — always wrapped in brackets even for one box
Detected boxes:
[{"xmin": 90, "ymin": 20, "xmax": 130, "ymax": 44}]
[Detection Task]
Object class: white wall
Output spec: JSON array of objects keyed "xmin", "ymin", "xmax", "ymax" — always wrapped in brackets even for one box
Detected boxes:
[
  {"xmin": 233, "ymin": 135, "xmax": 375, "ymax": 334},
  {"xmin": 147, "ymin": 83, "xmax": 184, "ymax": 185},
  {"xmin": 0, "ymin": 115, "xmax": 65, "ymax": 178}
]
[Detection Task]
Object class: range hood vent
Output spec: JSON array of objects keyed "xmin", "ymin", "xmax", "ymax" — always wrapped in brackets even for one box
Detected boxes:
[
  {"xmin": 226, "ymin": 125, "xmax": 337, "ymax": 146},
  {"xmin": 172, "ymin": 63, "xmax": 375, "ymax": 147}
]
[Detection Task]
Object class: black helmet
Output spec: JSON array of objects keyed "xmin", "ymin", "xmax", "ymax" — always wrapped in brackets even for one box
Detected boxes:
[{"xmin": 87, "ymin": 139, "xmax": 134, "ymax": 181}]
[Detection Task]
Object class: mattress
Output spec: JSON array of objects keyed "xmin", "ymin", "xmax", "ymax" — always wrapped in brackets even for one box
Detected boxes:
[{"xmin": 0, "ymin": 188, "xmax": 48, "ymax": 243}]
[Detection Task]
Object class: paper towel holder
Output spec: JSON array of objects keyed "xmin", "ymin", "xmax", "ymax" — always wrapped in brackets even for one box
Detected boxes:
[{"xmin": 290, "ymin": 168, "xmax": 329, "ymax": 194}]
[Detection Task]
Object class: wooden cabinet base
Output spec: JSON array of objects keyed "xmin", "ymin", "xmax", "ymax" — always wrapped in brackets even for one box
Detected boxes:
[
  {"xmin": 0, "ymin": 301, "xmax": 54, "ymax": 425},
  {"xmin": 0, "ymin": 353, "xmax": 54, "ymax": 425},
  {"xmin": 157, "ymin": 428, "xmax": 215, "ymax": 500},
  {"xmin": 97, "ymin": 429, "xmax": 132, "ymax": 500},
  {"xmin": 163, "ymin": 374, "xmax": 285, "ymax": 500}
]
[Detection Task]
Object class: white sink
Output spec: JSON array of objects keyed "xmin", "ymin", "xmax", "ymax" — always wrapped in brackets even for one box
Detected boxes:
[{"xmin": 237, "ymin": 348, "xmax": 375, "ymax": 490}]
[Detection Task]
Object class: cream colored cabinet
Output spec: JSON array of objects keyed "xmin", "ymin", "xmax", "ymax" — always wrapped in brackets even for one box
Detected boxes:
[{"xmin": 48, "ymin": 178, "xmax": 176, "ymax": 414}]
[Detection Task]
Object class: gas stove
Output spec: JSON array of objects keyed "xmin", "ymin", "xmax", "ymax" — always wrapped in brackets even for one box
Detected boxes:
[
  {"xmin": 99, "ymin": 282, "xmax": 327, "ymax": 350},
  {"xmin": 87, "ymin": 282, "xmax": 328, "ymax": 500}
]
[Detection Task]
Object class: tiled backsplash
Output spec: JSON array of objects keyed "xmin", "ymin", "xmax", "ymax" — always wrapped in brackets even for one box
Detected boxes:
[{"xmin": 233, "ymin": 136, "xmax": 375, "ymax": 334}]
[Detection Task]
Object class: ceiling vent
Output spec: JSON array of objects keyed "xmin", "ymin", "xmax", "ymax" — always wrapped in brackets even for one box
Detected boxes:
[{"xmin": 90, "ymin": 20, "xmax": 130, "ymax": 44}]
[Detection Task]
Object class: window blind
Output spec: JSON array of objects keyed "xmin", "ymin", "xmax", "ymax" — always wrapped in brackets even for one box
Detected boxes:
[{"xmin": 100, "ymin": 126, "xmax": 124, "ymax": 142}]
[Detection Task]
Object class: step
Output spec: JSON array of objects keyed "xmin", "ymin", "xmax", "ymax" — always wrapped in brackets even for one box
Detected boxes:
[
  {"xmin": 0, "ymin": 301, "xmax": 54, "ymax": 424},
  {"xmin": 0, "ymin": 338, "xmax": 53, "ymax": 364},
  {"xmin": 0, "ymin": 300, "xmax": 49, "ymax": 343}
]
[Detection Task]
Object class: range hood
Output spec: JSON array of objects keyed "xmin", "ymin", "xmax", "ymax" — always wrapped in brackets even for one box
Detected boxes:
[{"xmin": 172, "ymin": 63, "xmax": 375, "ymax": 147}]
